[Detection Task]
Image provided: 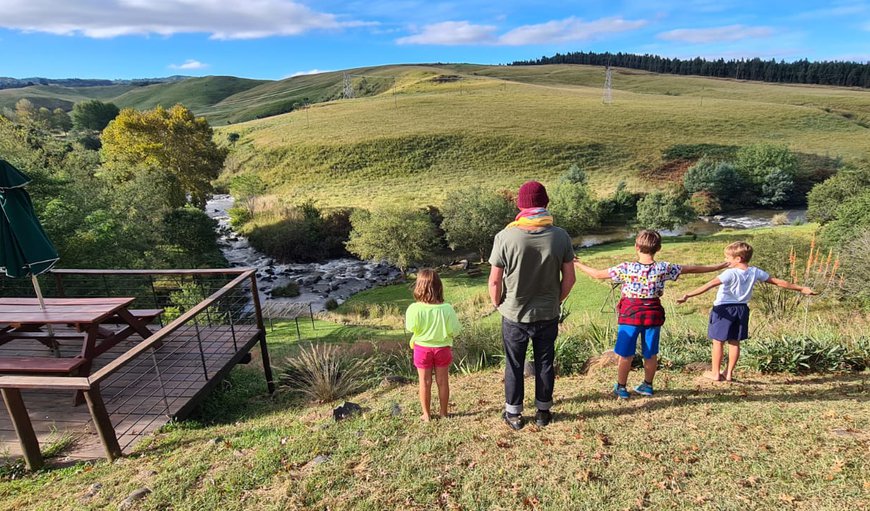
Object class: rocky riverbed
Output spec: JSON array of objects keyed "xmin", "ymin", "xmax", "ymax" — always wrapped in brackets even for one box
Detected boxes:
[{"xmin": 206, "ymin": 195, "xmax": 402, "ymax": 311}]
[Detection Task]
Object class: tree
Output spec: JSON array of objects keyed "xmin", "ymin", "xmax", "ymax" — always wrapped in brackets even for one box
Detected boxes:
[
  {"xmin": 548, "ymin": 181, "xmax": 601, "ymax": 236},
  {"xmin": 635, "ymin": 191, "xmax": 696, "ymax": 231},
  {"xmin": 735, "ymin": 143, "xmax": 797, "ymax": 185},
  {"xmin": 71, "ymin": 100, "xmax": 120, "ymax": 132},
  {"xmin": 682, "ymin": 159, "xmax": 743, "ymax": 205},
  {"xmin": 758, "ymin": 167, "xmax": 794, "ymax": 206},
  {"xmin": 346, "ymin": 206, "xmax": 437, "ymax": 275},
  {"xmin": 100, "ymin": 104, "xmax": 227, "ymax": 208},
  {"xmin": 560, "ymin": 163, "xmax": 588, "ymax": 185},
  {"xmin": 161, "ymin": 207, "xmax": 222, "ymax": 267},
  {"xmin": 229, "ymin": 174, "xmax": 267, "ymax": 215},
  {"xmin": 51, "ymin": 108, "xmax": 72, "ymax": 132},
  {"xmin": 807, "ymin": 166, "xmax": 870, "ymax": 224},
  {"xmin": 820, "ymin": 190, "xmax": 870, "ymax": 247},
  {"xmin": 440, "ymin": 187, "xmax": 516, "ymax": 261}
]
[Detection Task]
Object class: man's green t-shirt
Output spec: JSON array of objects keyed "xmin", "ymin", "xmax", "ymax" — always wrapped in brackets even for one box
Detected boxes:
[
  {"xmin": 489, "ymin": 226, "xmax": 574, "ymax": 323},
  {"xmin": 405, "ymin": 302, "xmax": 462, "ymax": 348}
]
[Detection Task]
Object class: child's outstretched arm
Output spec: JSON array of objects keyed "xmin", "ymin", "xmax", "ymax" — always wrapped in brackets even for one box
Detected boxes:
[
  {"xmin": 764, "ymin": 277, "xmax": 817, "ymax": 295},
  {"xmin": 573, "ymin": 258, "xmax": 611, "ymax": 280},
  {"xmin": 676, "ymin": 277, "xmax": 722, "ymax": 304},
  {"xmin": 680, "ymin": 261, "xmax": 730, "ymax": 274}
]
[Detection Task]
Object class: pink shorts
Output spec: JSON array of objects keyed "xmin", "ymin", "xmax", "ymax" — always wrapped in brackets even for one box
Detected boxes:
[{"xmin": 413, "ymin": 345, "xmax": 453, "ymax": 369}]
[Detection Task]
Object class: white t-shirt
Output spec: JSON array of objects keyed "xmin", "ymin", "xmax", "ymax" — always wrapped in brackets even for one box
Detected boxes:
[{"xmin": 713, "ymin": 267, "xmax": 770, "ymax": 305}]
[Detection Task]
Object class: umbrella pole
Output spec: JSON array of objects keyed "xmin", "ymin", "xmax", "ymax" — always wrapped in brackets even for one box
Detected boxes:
[{"xmin": 31, "ymin": 275, "xmax": 59, "ymax": 357}]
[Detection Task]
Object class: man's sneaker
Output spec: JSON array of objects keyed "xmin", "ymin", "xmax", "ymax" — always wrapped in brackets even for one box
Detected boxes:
[
  {"xmin": 535, "ymin": 409, "xmax": 552, "ymax": 427},
  {"xmin": 613, "ymin": 384, "xmax": 630, "ymax": 399},
  {"xmin": 634, "ymin": 382, "xmax": 654, "ymax": 396},
  {"xmin": 502, "ymin": 411, "xmax": 524, "ymax": 431}
]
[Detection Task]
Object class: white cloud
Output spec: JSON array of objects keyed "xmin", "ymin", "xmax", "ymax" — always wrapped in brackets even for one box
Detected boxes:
[
  {"xmin": 396, "ymin": 21, "xmax": 497, "ymax": 45},
  {"xmin": 658, "ymin": 25, "xmax": 774, "ymax": 44},
  {"xmin": 498, "ymin": 17, "xmax": 648, "ymax": 46},
  {"xmin": 169, "ymin": 59, "xmax": 208, "ymax": 70},
  {"xmin": 287, "ymin": 69, "xmax": 331, "ymax": 77},
  {"xmin": 397, "ymin": 17, "xmax": 647, "ymax": 46},
  {"xmin": 0, "ymin": 0, "xmax": 371, "ymax": 39}
]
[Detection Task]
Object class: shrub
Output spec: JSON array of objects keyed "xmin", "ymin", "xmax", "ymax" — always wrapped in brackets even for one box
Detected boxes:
[
  {"xmin": 735, "ymin": 143, "xmax": 797, "ymax": 185},
  {"xmin": 635, "ymin": 191, "xmax": 695, "ymax": 230},
  {"xmin": 771, "ymin": 213, "xmax": 790, "ymax": 226},
  {"xmin": 683, "ymin": 159, "xmax": 743, "ymax": 205},
  {"xmin": 324, "ymin": 298, "xmax": 339, "ymax": 311},
  {"xmin": 839, "ymin": 231, "xmax": 870, "ymax": 309},
  {"xmin": 820, "ymin": 191, "xmax": 870, "ymax": 247},
  {"xmin": 689, "ymin": 191, "xmax": 721, "ymax": 216},
  {"xmin": 548, "ymin": 180, "xmax": 601, "ymax": 236},
  {"xmin": 560, "ymin": 163, "xmax": 588, "ymax": 185},
  {"xmin": 346, "ymin": 206, "xmax": 438, "ymax": 275},
  {"xmin": 598, "ymin": 181, "xmax": 641, "ymax": 222},
  {"xmin": 228, "ymin": 206, "xmax": 252, "ymax": 228},
  {"xmin": 807, "ymin": 166, "xmax": 870, "ymax": 224},
  {"xmin": 440, "ymin": 186, "xmax": 516, "ymax": 261},
  {"xmin": 759, "ymin": 167, "xmax": 795, "ymax": 207},
  {"xmin": 245, "ymin": 202, "xmax": 352, "ymax": 263},
  {"xmin": 744, "ymin": 335, "xmax": 866, "ymax": 374},
  {"xmin": 271, "ymin": 282, "xmax": 300, "ymax": 298},
  {"xmin": 279, "ymin": 343, "xmax": 369, "ymax": 402}
]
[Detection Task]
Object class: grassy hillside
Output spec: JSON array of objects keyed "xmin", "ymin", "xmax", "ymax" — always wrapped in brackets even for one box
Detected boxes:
[
  {"xmin": 217, "ymin": 64, "xmax": 870, "ymax": 208},
  {"xmin": 0, "ymin": 84, "xmax": 138, "ymax": 111},
  {"xmin": 111, "ymin": 76, "xmax": 269, "ymax": 114}
]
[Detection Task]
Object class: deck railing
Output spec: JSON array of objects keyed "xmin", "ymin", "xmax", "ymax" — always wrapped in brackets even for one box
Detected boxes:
[{"xmin": 0, "ymin": 268, "xmax": 273, "ymax": 470}]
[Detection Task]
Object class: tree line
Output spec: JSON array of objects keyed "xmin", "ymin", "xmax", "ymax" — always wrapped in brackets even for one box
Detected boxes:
[{"xmin": 511, "ymin": 52, "xmax": 870, "ymax": 88}]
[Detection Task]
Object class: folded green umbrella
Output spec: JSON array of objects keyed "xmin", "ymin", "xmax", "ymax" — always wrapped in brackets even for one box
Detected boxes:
[{"xmin": 0, "ymin": 160, "xmax": 59, "ymax": 278}]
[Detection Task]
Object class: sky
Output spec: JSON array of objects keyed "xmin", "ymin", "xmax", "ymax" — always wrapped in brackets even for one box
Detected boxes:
[{"xmin": 0, "ymin": 0, "xmax": 868, "ymax": 80}]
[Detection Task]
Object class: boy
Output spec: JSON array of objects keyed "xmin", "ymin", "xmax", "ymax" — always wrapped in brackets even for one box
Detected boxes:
[
  {"xmin": 677, "ymin": 241, "xmax": 816, "ymax": 382},
  {"xmin": 575, "ymin": 230, "xmax": 726, "ymax": 399}
]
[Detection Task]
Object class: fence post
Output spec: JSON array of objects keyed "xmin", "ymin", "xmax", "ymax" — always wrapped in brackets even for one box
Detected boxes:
[
  {"xmin": 83, "ymin": 385, "xmax": 122, "ymax": 462},
  {"xmin": 1, "ymin": 388, "xmax": 43, "ymax": 470},
  {"xmin": 53, "ymin": 272, "xmax": 66, "ymax": 298},
  {"xmin": 249, "ymin": 272, "xmax": 275, "ymax": 394}
]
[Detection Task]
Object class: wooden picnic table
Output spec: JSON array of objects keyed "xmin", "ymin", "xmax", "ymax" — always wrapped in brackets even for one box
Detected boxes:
[{"xmin": 0, "ymin": 297, "xmax": 161, "ymax": 383}]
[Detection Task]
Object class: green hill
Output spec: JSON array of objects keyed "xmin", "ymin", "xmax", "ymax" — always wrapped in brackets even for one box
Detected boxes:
[
  {"xmin": 111, "ymin": 76, "xmax": 269, "ymax": 115},
  {"xmin": 215, "ymin": 64, "xmax": 870, "ymax": 208}
]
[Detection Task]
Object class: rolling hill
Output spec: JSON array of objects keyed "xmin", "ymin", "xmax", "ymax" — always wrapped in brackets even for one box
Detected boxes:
[{"xmin": 213, "ymin": 64, "xmax": 870, "ymax": 208}]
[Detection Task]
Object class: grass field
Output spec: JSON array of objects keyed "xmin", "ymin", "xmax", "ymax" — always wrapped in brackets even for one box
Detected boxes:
[
  {"xmin": 1, "ymin": 368, "xmax": 865, "ymax": 510},
  {"xmin": 215, "ymin": 64, "xmax": 870, "ymax": 209}
]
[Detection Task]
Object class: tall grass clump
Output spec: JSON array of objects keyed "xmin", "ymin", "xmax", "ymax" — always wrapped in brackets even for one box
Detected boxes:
[{"xmin": 279, "ymin": 343, "xmax": 369, "ymax": 402}]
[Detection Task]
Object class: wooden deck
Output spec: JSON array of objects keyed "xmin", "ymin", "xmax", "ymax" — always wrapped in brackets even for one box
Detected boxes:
[{"xmin": 0, "ymin": 324, "xmax": 261, "ymax": 461}]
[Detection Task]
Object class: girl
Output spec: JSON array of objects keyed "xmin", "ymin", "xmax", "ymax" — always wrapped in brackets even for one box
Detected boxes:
[{"xmin": 405, "ymin": 268, "xmax": 461, "ymax": 421}]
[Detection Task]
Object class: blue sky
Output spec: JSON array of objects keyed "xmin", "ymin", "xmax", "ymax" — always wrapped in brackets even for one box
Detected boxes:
[{"xmin": 1, "ymin": 0, "xmax": 868, "ymax": 80}]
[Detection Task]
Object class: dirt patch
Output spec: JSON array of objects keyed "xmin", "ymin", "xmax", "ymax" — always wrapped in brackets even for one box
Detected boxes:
[{"xmin": 640, "ymin": 158, "xmax": 696, "ymax": 183}]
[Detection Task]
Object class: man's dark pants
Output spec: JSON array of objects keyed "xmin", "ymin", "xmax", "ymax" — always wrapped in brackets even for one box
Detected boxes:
[{"xmin": 502, "ymin": 317, "xmax": 559, "ymax": 415}]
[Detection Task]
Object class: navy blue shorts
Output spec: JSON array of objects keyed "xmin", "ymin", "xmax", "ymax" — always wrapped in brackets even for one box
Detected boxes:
[{"xmin": 708, "ymin": 304, "xmax": 750, "ymax": 341}]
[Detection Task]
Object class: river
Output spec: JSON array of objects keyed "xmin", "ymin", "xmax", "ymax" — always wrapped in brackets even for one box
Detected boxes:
[{"xmin": 206, "ymin": 195, "xmax": 806, "ymax": 310}]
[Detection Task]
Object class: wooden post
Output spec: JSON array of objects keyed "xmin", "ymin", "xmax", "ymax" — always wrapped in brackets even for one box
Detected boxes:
[
  {"xmin": 249, "ymin": 273, "xmax": 274, "ymax": 394},
  {"xmin": 83, "ymin": 385, "xmax": 122, "ymax": 462},
  {"xmin": 1, "ymin": 388, "xmax": 43, "ymax": 470},
  {"xmin": 53, "ymin": 272, "xmax": 66, "ymax": 298}
]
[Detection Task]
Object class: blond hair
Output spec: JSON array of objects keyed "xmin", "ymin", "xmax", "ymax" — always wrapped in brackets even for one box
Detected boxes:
[
  {"xmin": 413, "ymin": 268, "xmax": 444, "ymax": 304},
  {"xmin": 635, "ymin": 230, "xmax": 662, "ymax": 255},
  {"xmin": 725, "ymin": 241, "xmax": 753, "ymax": 263}
]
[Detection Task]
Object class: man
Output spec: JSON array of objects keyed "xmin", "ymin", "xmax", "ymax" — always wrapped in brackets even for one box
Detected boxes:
[{"xmin": 489, "ymin": 180, "xmax": 576, "ymax": 430}]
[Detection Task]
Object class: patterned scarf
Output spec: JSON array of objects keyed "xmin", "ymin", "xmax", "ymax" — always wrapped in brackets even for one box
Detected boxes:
[{"xmin": 507, "ymin": 207, "xmax": 554, "ymax": 229}]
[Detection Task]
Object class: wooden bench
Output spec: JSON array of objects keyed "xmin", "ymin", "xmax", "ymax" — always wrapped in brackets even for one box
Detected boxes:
[
  {"xmin": 0, "ymin": 356, "xmax": 87, "ymax": 375},
  {"xmin": 100, "ymin": 309, "xmax": 164, "ymax": 326}
]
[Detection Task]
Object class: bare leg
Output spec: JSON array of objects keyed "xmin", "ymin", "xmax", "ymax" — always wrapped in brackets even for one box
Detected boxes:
[
  {"xmin": 643, "ymin": 355, "xmax": 657, "ymax": 384},
  {"xmin": 617, "ymin": 356, "xmax": 633, "ymax": 386},
  {"xmin": 417, "ymin": 368, "xmax": 433, "ymax": 421},
  {"xmin": 434, "ymin": 366, "xmax": 450, "ymax": 418},
  {"xmin": 725, "ymin": 341, "xmax": 740, "ymax": 381},
  {"xmin": 705, "ymin": 341, "xmax": 725, "ymax": 381}
]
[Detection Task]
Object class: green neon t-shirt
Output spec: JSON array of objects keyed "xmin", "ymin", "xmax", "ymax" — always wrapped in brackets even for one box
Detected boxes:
[{"xmin": 405, "ymin": 302, "xmax": 462, "ymax": 348}]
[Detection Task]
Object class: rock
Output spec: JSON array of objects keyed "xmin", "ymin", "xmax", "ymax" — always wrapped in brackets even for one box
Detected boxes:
[
  {"xmin": 310, "ymin": 454, "xmax": 330, "ymax": 466},
  {"xmin": 333, "ymin": 401, "xmax": 363, "ymax": 421},
  {"xmin": 118, "ymin": 487, "xmax": 151, "ymax": 510},
  {"xmin": 381, "ymin": 375, "xmax": 411, "ymax": 386},
  {"xmin": 682, "ymin": 362, "xmax": 710, "ymax": 374},
  {"xmin": 581, "ymin": 350, "xmax": 621, "ymax": 374},
  {"xmin": 390, "ymin": 402, "xmax": 402, "ymax": 417},
  {"xmin": 83, "ymin": 483, "xmax": 102, "ymax": 499},
  {"xmin": 206, "ymin": 436, "xmax": 224, "ymax": 447}
]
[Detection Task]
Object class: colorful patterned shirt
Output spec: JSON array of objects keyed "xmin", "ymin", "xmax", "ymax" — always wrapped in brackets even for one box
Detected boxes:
[{"xmin": 608, "ymin": 261, "xmax": 682, "ymax": 299}]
